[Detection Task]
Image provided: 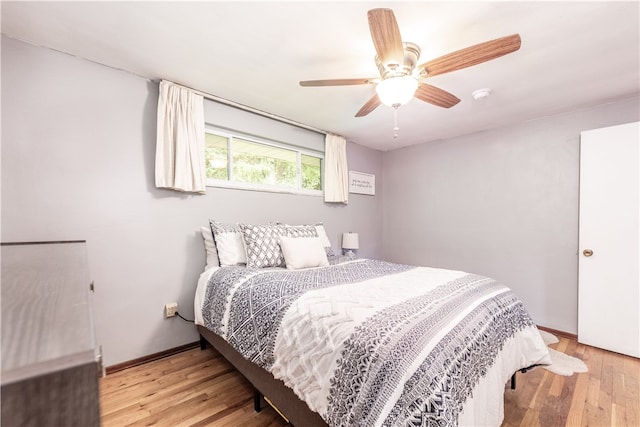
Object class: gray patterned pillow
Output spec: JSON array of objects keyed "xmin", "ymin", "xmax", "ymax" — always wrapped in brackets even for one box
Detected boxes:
[
  {"xmin": 284, "ymin": 223, "xmax": 335, "ymax": 257},
  {"xmin": 240, "ymin": 223, "xmax": 288, "ymax": 268},
  {"xmin": 285, "ymin": 224, "xmax": 319, "ymax": 238}
]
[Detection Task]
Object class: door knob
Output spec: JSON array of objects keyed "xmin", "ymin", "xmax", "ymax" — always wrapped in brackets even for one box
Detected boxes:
[{"xmin": 583, "ymin": 249, "xmax": 594, "ymax": 257}]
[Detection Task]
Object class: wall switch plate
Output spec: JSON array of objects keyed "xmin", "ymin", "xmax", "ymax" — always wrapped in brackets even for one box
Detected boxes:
[{"xmin": 165, "ymin": 302, "xmax": 178, "ymax": 318}]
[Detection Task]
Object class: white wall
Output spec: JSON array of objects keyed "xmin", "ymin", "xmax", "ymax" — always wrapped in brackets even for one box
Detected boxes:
[
  {"xmin": 1, "ymin": 36, "xmax": 384, "ymax": 366},
  {"xmin": 382, "ymin": 97, "xmax": 640, "ymax": 334}
]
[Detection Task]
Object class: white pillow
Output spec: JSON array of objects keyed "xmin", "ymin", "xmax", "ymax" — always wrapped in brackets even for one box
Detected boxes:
[
  {"xmin": 200, "ymin": 226, "xmax": 220, "ymax": 270},
  {"xmin": 279, "ymin": 236, "xmax": 329, "ymax": 270},
  {"xmin": 314, "ymin": 224, "xmax": 332, "ymax": 248},
  {"xmin": 209, "ymin": 221, "xmax": 247, "ymax": 266}
]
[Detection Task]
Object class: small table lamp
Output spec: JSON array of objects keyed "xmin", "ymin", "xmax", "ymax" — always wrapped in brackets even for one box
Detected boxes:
[{"xmin": 342, "ymin": 232, "xmax": 359, "ymax": 256}]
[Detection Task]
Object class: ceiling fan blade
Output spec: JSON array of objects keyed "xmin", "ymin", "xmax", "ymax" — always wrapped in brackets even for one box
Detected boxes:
[
  {"xmin": 368, "ymin": 8, "xmax": 404, "ymax": 69},
  {"xmin": 299, "ymin": 78, "xmax": 377, "ymax": 87},
  {"xmin": 418, "ymin": 34, "xmax": 521, "ymax": 78},
  {"xmin": 355, "ymin": 94, "xmax": 382, "ymax": 117},
  {"xmin": 414, "ymin": 84, "xmax": 460, "ymax": 108}
]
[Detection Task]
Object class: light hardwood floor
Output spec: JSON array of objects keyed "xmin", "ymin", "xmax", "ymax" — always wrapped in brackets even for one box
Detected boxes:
[{"xmin": 100, "ymin": 336, "xmax": 640, "ymax": 426}]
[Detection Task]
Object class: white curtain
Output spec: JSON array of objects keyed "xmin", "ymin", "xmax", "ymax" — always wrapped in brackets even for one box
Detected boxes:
[
  {"xmin": 324, "ymin": 134, "xmax": 349, "ymax": 204},
  {"xmin": 155, "ymin": 80, "xmax": 206, "ymax": 193}
]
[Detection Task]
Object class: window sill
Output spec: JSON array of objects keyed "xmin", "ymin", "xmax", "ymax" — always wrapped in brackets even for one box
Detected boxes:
[{"xmin": 205, "ymin": 180, "xmax": 323, "ymax": 197}]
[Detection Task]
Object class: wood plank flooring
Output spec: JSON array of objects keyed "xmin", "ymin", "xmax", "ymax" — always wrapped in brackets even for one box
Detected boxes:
[{"xmin": 100, "ymin": 336, "xmax": 640, "ymax": 426}]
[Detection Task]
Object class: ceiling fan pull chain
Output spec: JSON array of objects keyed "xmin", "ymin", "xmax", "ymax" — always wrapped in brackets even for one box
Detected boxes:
[{"xmin": 393, "ymin": 106, "xmax": 400, "ymax": 138}]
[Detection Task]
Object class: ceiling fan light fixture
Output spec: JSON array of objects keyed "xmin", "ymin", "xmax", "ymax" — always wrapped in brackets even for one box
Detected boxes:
[{"xmin": 375, "ymin": 76, "xmax": 418, "ymax": 107}]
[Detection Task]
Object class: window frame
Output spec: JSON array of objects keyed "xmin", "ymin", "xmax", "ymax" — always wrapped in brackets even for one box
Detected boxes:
[{"xmin": 204, "ymin": 126, "xmax": 324, "ymax": 196}]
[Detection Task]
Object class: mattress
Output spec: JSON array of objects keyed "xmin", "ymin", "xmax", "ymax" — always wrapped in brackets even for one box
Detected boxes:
[{"xmin": 194, "ymin": 257, "xmax": 550, "ymax": 426}]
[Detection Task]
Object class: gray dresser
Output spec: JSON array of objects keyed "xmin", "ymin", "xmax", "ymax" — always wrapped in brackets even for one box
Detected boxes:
[{"xmin": 1, "ymin": 241, "xmax": 100, "ymax": 426}]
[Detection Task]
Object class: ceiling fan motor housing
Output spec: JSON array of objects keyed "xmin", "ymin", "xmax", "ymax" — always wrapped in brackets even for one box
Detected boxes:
[{"xmin": 376, "ymin": 42, "xmax": 421, "ymax": 79}]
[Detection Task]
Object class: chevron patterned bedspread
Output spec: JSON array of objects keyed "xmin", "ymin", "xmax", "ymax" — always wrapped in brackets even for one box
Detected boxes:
[{"xmin": 199, "ymin": 258, "xmax": 550, "ymax": 427}]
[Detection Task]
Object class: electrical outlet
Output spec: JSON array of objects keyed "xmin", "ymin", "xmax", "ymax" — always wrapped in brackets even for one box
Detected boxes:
[{"xmin": 165, "ymin": 302, "xmax": 178, "ymax": 318}]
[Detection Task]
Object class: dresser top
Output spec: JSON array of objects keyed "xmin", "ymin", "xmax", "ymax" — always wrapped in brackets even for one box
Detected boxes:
[{"xmin": 1, "ymin": 241, "xmax": 96, "ymax": 384}]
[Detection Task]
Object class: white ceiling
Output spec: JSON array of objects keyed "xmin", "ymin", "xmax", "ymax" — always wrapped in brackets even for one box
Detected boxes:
[{"xmin": 2, "ymin": 1, "xmax": 639, "ymax": 151}]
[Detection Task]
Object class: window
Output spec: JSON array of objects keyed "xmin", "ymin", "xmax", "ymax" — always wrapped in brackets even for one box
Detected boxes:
[{"xmin": 205, "ymin": 128, "xmax": 323, "ymax": 194}]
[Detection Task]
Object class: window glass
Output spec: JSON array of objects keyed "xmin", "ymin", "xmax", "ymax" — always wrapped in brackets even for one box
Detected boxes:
[
  {"xmin": 205, "ymin": 133, "xmax": 228, "ymax": 180},
  {"xmin": 301, "ymin": 154, "xmax": 322, "ymax": 190},
  {"xmin": 204, "ymin": 129, "xmax": 323, "ymax": 195},
  {"xmin": 233, "ymin": 138, "xmax": 297, "ymax": 187}
]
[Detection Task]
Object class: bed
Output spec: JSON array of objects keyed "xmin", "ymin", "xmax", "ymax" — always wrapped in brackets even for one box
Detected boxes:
[{"xmin": 194, "ymin": 222, "xmax": 551, "ymax": 426}]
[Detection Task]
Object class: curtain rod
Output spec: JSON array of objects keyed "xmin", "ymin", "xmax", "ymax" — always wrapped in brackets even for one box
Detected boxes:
[{"xmin": 163, "ymin": 80, "xmax": 328, "ymax": 136}]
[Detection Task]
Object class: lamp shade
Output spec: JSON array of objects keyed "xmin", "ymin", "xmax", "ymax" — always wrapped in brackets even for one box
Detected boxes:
[
  {"xmin": 342, "ymin": 232, "xmax": 359, "ymax": 250},
  {"xmin": 375, "ymin": 76, "xmax": 418, "ymax": 107}
]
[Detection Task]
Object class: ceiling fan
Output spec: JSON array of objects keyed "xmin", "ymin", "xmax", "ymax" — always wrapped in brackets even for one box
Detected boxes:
[{"xmin": 299, "ymin": 8, "xmax": 521, "ymax": 118}]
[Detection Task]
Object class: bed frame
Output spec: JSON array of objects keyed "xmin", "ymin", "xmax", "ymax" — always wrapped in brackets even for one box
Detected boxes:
[
  {"xmin": 197, "ymin": 325, "xmax": 327, "ymax": 426},
  {"xmin": 198, "ymin": 324, "xmax": 530, "ymax": 426}
]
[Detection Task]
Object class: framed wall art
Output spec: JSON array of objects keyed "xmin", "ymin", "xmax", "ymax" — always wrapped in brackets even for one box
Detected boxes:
[{"xmin": 349, "ymin": 171, "xmax": 375, "ymax": 195}]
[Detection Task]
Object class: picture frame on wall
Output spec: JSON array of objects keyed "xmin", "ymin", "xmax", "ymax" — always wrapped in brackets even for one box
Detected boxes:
[{"xmin": 349, "ymin": 171, "xmax": 375, "ymax": 195}]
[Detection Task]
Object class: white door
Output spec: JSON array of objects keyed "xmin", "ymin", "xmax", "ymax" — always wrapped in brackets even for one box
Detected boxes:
[{"xmin": 578, "ymin": 121, "xmax": 639, "ymax": 358}]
